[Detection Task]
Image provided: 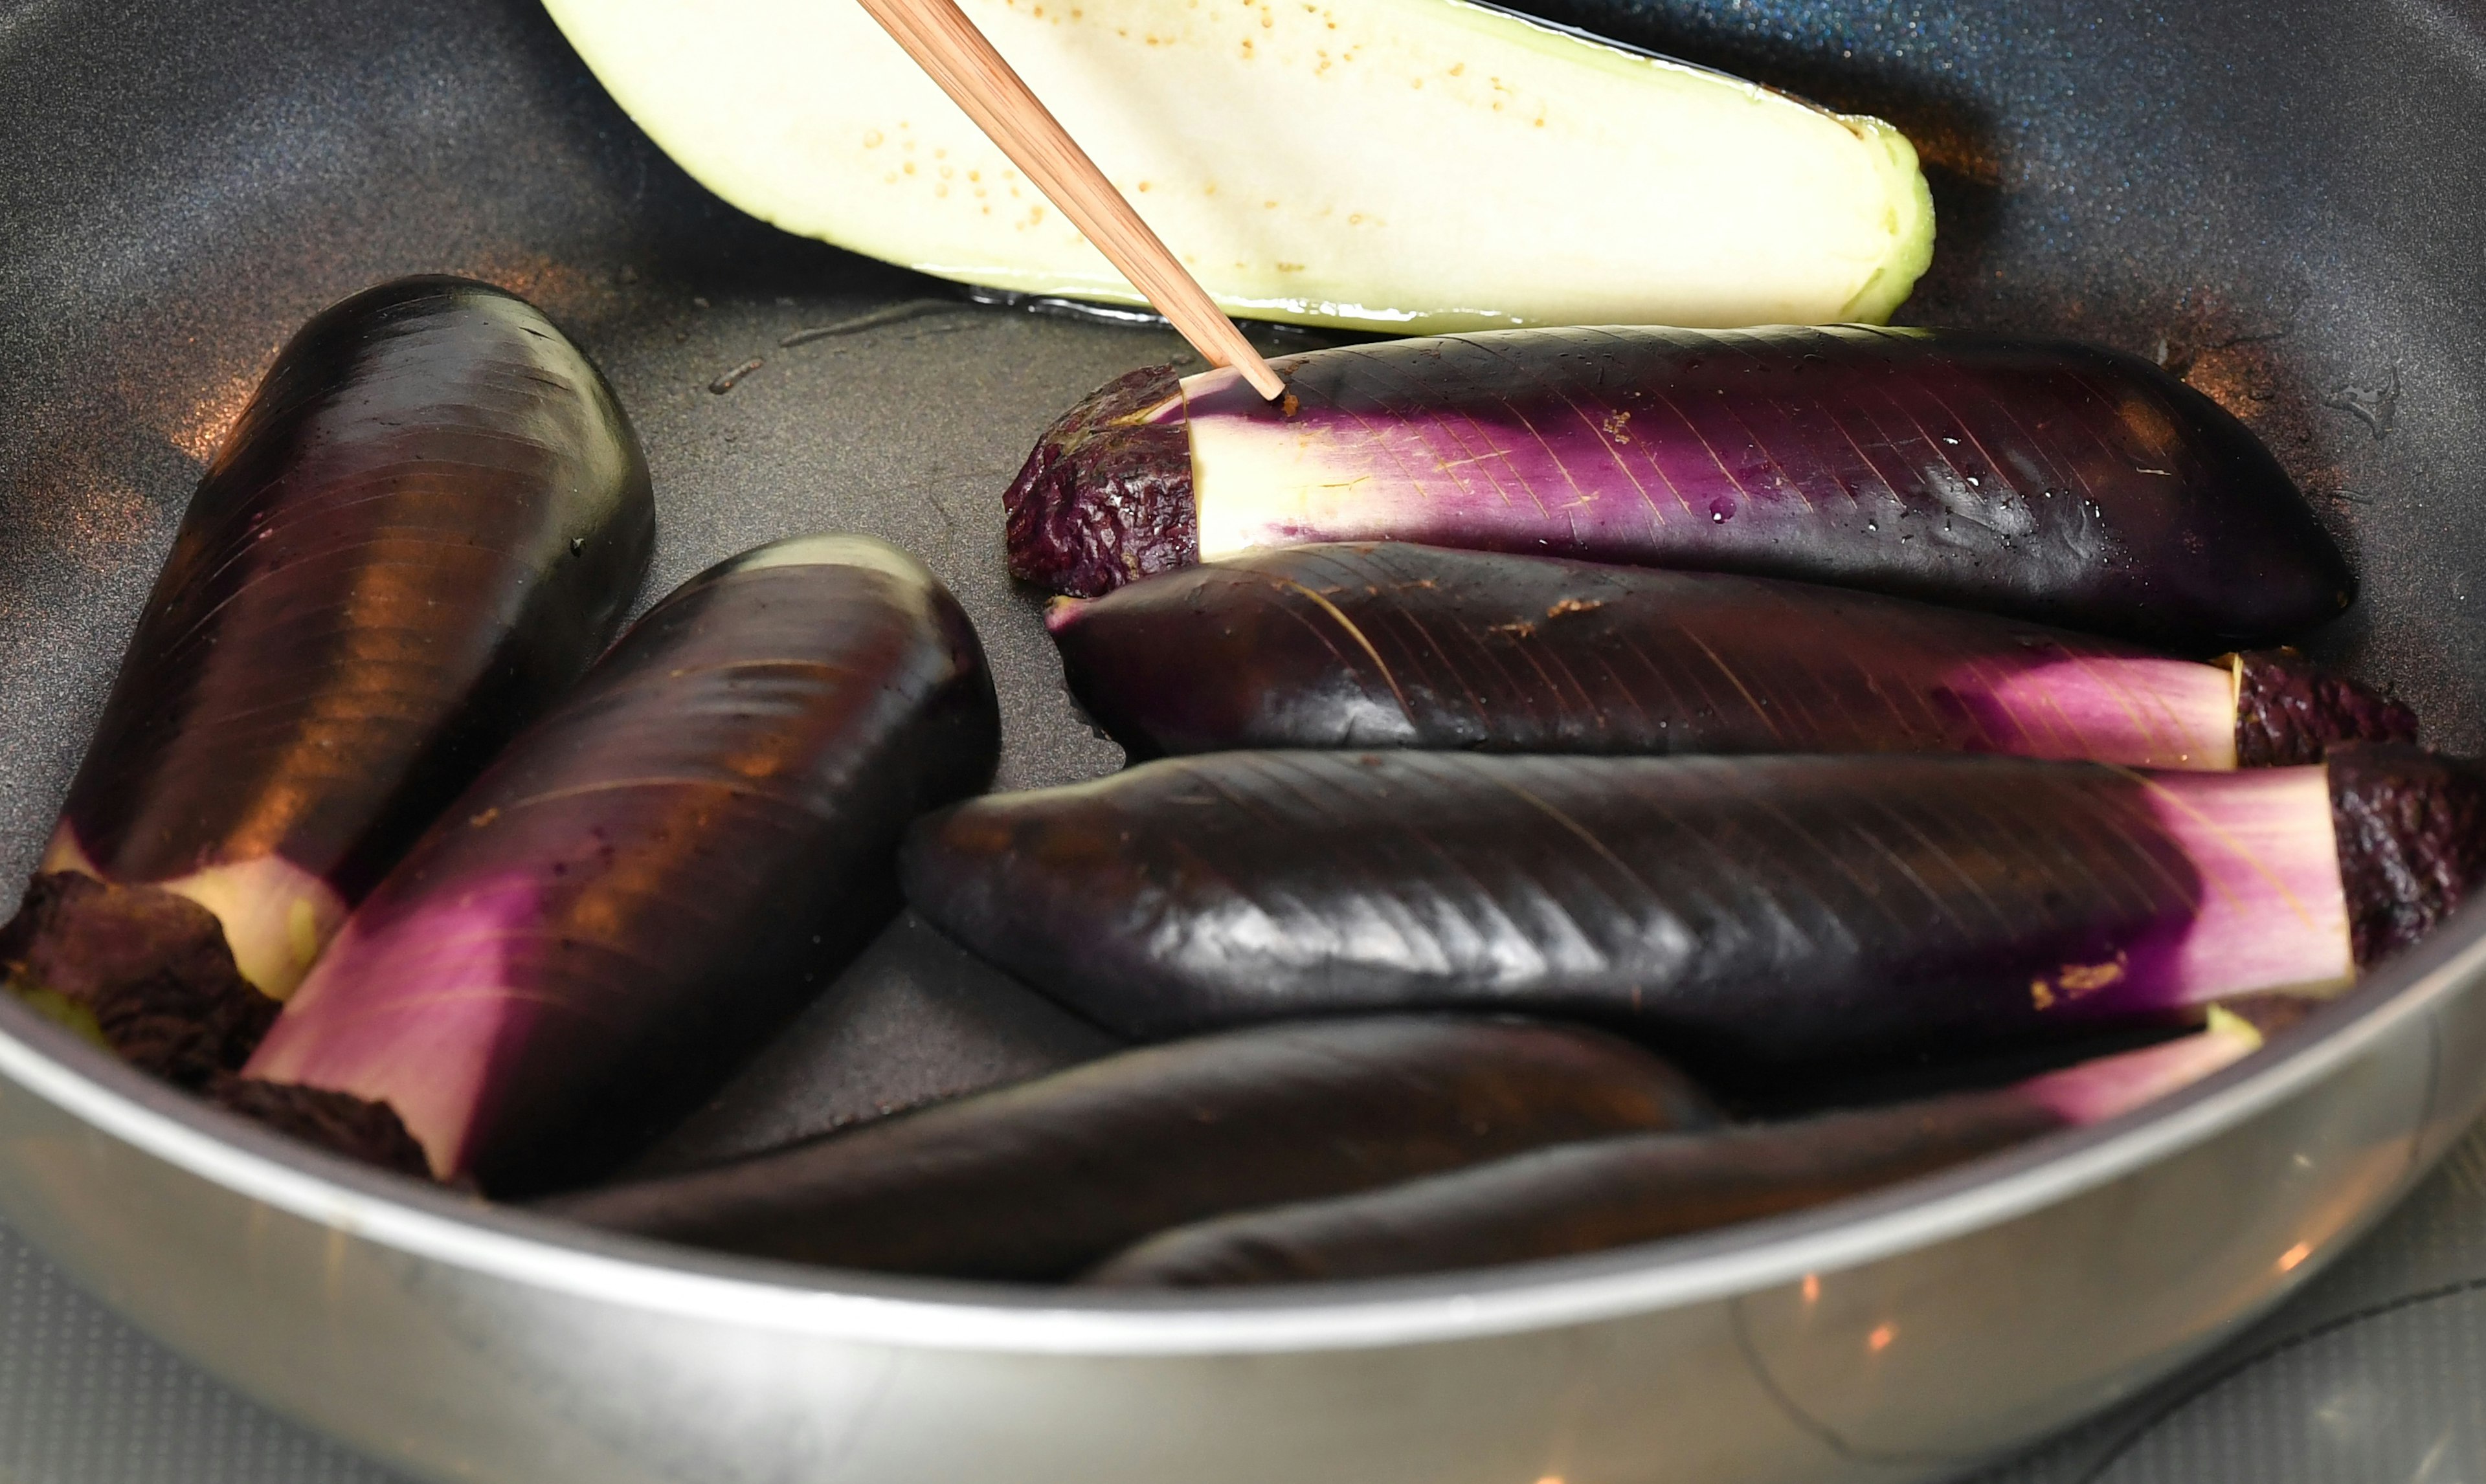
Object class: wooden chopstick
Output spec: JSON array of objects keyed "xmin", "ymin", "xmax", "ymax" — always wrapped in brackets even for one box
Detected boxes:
[{"xmin": 851, "ymin": 0, "xmax": 1290, "ymax": 401}]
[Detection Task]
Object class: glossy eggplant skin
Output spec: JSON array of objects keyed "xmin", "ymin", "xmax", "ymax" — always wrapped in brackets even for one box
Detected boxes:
[
  {"xmin": 48, "ymin": 275, "xmax": 653, "ymax": 982},
  {"xmin": 1013, "ymin": 327, "xmax": 2355, "ymax": 650},
  {"xmin": 902, "ymin": 751, "xmax": 2327, "ymax": 1078},
  {"xmin": 539, "ymin": 1015, "xmax": 1718, "ymax": 1281},
  {"xmin": 240, "ymin": 536, "xmax": 1001, "ymax": 1195},
  {"xmin": 1049, "ymin": 543, "xmax": 2409, "ymax": 766},
  {"xmin": 1086, "ymin": 1090, "xmax": 2061, "ymax": 1287}
]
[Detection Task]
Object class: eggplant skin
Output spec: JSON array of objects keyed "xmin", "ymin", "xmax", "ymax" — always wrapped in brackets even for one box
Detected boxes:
[
  {"xmin": 902, "ymin": 751, "xmax": 2216, "ymax": 1074},
  {"xmin": 1009, "ymin": 327, "xmax": 2354, "ymax": 650},
  {"xmin": 1048, "ymin": 542, "xmax": 2410, "ymax": 766},
  {"xmin": 241, "ymin": 535, "xmax": 1002, "ymax": 1195},
  {"xmin": 60, "ymin": 275, "xmax": 654, "ymax": 903},
  {"xmin": 537, "ymin": 1015, "xmax": 1717, "ymax": 1281},
  {"xmin": 1084, "ymin": 1089, "xmax": 2059, "ymax": 1287}
]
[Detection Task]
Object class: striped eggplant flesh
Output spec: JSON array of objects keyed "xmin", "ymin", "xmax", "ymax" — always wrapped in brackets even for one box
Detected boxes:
[
  {"xmin": 1003, "ymin": 326, "xmax": 2353, "ymax": 652},
  {"xmin": 538, "ymin": 1015, "xmax": 1717, "ymax": 1280},
  {"xmin": 1085, "ymin": 1010, "xmax": 2264, "ymax": 1287},
  {"xmin": 3, "ymin": 275, "xmax": 654, "ymax": 1086},
  {"xmin": 903, "ymin": 745, "xmax": 2486, "ymax": 1081},
  {"xmin": 229, "ymin": 535, "xmax": 1000, "ymax": 1194},
  {"xmin": 1047, "ymin": 543, "xmax": 2412, "ymax": 768}
]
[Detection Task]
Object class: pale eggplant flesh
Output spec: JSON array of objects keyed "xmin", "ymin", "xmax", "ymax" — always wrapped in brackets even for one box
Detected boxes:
[
  {"xmin": 1004, "ymin": 327, "xmax": 2354, "ymax": 652},
  {"xmin": 1084, "ymin": 1011, "xmax": 2265, "ymax": 1287},
  {"xmin": 1046, "ymin": 543, "xmax": 2412, "ymax": 768},
  {"xmin": 229, "ymin": 535, "xmax": 1000, "ymax": 1194},
  {"xmin": 903, "ymin": 745, "xmax": 2485, "ymax": 1081},
  {"xmin": 3, "ymin": 276, "xmax": 654, "ymax": 1086},
  {"xmin": 538, "ymin": 1015, "xmax": 1719, "ymax": 1281}
]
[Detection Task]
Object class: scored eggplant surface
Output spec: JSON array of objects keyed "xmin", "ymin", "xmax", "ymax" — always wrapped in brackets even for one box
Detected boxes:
[
  {"xmin": 1086, "ymin": 1011, "xmax": 2263, "ymax": 1287},
  {"xmin": 1049, "ymin": 543, "xmax": 2412, "ymax": 766},
  {"xmin": 236, "ymin": 535, "xmax": 1001, "ymax": 1194},
  {"xmin": 1, "ymin": 275, "xmax": 654, "ymax": 1085},
  {"xmin": 905, "ymin": 746, "xmax": 2486, "ymax": 1077},
  {"xmin": 542, "ymin": 1015, "xmax": 1718, "ymax": 1280},
  {"xmin": 1005, "ymin": 326, "xmax": 2353, "ymax": 652}
]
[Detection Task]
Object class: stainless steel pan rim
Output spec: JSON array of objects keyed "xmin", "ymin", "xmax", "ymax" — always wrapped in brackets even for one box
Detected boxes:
[{"xmin": 6, "ymin": 896, "xmax": 2477, "ymax": 1357}]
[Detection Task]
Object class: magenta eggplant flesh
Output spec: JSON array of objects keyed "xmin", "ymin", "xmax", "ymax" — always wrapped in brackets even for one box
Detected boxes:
[
  {"xmin": 904, "ymin": 745, "xmax": 2485, "ymax": 1079},
  {"xmin": 1047, "ymin": 543, "xmax": 2412, "ymax": 767},
  {"xmin": 228, "ymin": 535, "xmax": 1000, "ymax": 1194},
  {"xmin": 537, "ymin": 1015, "xmax": 1718, "ymax": 1281},
  {"xmin": 3, "ymin": 275, "xmax": 655, "ymax": 1086},
  {"xmin": 1003, "ymin": 327, "xmax": 2354, "ymax": 650},
  {"xmin": 1086, "ymin": 1011, "xmax": 2263, "ymax": 1287}
]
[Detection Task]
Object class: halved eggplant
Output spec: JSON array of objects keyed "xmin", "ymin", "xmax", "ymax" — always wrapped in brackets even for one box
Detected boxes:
[
  {"xmin": 1086, "ymin": 1010, "xmax": 2265, "ymax": 1287},
  {"xmin": 3, "ymin": 276, "xmax": 654, "ymax": 1085},
  {"xmin": 539, "ymin": 1015, "xmax": 1717, "ymax": 1280},
  {"xmin": 230, "ymin": 535, "xmax": 1001, "ymax": 1194},
  {"xmin": 1005, "ymin": 327, "xmax": 2353, "ymax": 652},
  {"xmin": 1047, "ymin": 543, "xmax": 2411, "ymax": 766},
  {"xmin": 904, "ymin": 745, "xmax": 2484, "ymax": 1078}
]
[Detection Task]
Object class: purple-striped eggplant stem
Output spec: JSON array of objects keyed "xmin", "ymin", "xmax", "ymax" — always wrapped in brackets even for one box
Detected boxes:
[
  {"xmin": 1003, "ymin": 327, "xmax": 2353, "ymax": 650},
  {"xmin": 232, "ymin": 535, "xmax": 1000, "ymax": 1193},
  {"xmin": 3, "ymin": 276, "xmax": 653, "ymax": 1085},
  {"xmin": 1046, "ymin": 544, "xmax": 2411, "ymax": 766},
  {"xmin": 537, "ymin": 1015, "xmax": 1716, "ymax": 1281},
  {"xmin": 1084, "ymin": 1011, "xmax": 2263, "ymax": 1287},
  {"xmin": 904, "ymin": 746, "xmax": 2484, "ymax": 1079}
]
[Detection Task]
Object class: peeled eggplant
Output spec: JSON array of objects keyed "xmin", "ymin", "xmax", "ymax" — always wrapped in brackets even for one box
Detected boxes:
[
  {"xmin": 1005, "ymin": 327, "xmax": 2353, "ymax": 652},
  {"xmin": 3, "ymin": 276, "xmax": 654, "ymax": 1085},
  {"xmin": 544, "ymin": 0, "xmax": 1932, "ymax": 335},
  {"xmin": 539, "ymin": 1015, "xmax": 1717, "ymax": 1280},
  {"xmin": 1048, "ymin": 543, "xmax": 2411, "ymax": 766},
  {"xmin": 904, "ymin": 745, "xmax": 2483, "ymax": 1076},
  {"xmin": 232, "ymin": 535, "xmax": 1000, "ymax": 1193}
]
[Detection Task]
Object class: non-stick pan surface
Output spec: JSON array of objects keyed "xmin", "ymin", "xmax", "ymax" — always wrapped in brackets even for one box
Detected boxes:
[{"xmin": 3, "ymin": 1, "xmax": 2486, "ymax": 1480}]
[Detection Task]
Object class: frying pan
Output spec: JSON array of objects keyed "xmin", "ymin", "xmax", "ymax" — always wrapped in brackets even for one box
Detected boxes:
[{"xmin": 3, "ymin": 0, "xmax": 2484, "ymax": 1479}]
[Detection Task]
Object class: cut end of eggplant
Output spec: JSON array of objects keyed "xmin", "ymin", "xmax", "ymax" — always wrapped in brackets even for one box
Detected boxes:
[
  {"xmin": 1003, "ymin": 365, "xmax": 1196, "ymax": 597},
  {"xmin": 208, "ymin": 1075, "xmax": 434, "ymax": 1180},
  {"xmin": 2233, "ymin": 650, "xmax": 2418, "ymax": 765},
  {"xmin": 2327, "ymin": 743, "xmax": 2486, "ymax": 964},
  {"xmin": 0, "ymin": 872, "xmax": 277, "ymax": 1087}
]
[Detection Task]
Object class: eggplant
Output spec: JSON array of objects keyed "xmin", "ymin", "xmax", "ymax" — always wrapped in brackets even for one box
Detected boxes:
[
  {"xmin": 904, "ymin": 744, "xmax": 2486, "ymax": 1077},
  {"xmin": 2, "ymin": 276, "xmax": 654, "ymax": 1086},
  {"xmin": 1086, "ymin": 1010, "xmax": 2265, "ymax": 1287},
  {"xmin": 537, "ymin": 1015, "xmax": 1718, "ymax": 1281},
  {"xmin": 1047, "ymin": 543, "xmax": 2412, "ymax": 767},
  {"xmin": 544, "ymin": 0, "xmax": 1932, "ymax": 337},
  {"xmin": 230, "ymin": 535, "xmax": 1001, "ymax": 1193},
  {"xmin": 1003, "ymin": 327, "xmax": 2353, "ymax": 650}
]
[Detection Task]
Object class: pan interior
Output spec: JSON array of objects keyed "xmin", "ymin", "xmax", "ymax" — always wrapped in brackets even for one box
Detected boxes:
[{"xmin": 1, "ymin": 0, "xmax": 2481, "ymax": 1227}]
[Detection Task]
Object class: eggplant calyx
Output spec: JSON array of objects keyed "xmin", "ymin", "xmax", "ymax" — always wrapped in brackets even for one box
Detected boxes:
[
  {"xmin": 1003, "ymin": 364, "xmax": 1196, "ymax": 597},
  {"xmin": 2327, "ymin": 744, "xmax": 2486, "ymax": 964},
  {"xmin": 208, "ymin": 1075, "xmax": 433, "ymax": 1179},
  {"xmin": 2233, "ymin": 650, "xmax": 2417, "ymax": 766},
  {"xmin": 0, "ymin": 872, "xmax": 278, "ymax": 1087}
]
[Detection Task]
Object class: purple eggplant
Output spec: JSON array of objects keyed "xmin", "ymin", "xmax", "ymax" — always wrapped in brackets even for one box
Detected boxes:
[
  {"xmin": 1047, "ymin": 543, "xmax": 2411, "ymax": 767},
  {"xmin": 3, "ymin": 276, "xmax": 653, "ymax": 1086},
  {"xmin": 1086, "ymin": 1010, "xmax": 2264, "ymax": 1287},
  {"xmin": 538, "ymin": 1015, "xmax": 1718, "ymax": 1281},
  {"xmin": 230, "ymin": 535, "xmax": 1001, "ymax": 1194},
  {"xmin": 904, "ymin": 745, "xmax": 2484, "ymax": 1078},
  {"xmin": 1003, "ymin": 327, "xmax": 2353, "ymax": 650}
]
